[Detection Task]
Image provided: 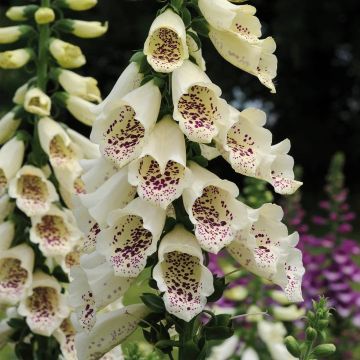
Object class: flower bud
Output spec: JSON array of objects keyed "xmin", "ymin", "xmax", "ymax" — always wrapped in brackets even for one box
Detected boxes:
[
  {"xmin": 52, "ymin": 68, "xmax": 101, "ymax": 102},
  {"xmin": 0, "ymin": 110, "xmax": 21, "ymax": 145},
  {"xmin": 13, "ymin": 83, "xmax": 30, "ymax": 105},
  {"xmin": 223, "ymin": 285, "xmax": 248, "ymax": 301},
  {"xmin": 35, "ymin": 7, "xmax": 55, "ymax": 24},
  {"xmin": 312, "ymin": 344, "xmax": 336, "ymax": 357},
  {"xmin": 6, "ymin": 5, "xmax": 39, "ymax": 21},
  {"xmin": 284, "ymin": 336, "xmax": 301, "ymax": 357},
  {"xmin": 24, "ymin": 88, "xmax": 52, "ymax": 116},
  {"xmin": 57, "ymin": 0, "xmax": 98, "ymax": 11},
  {"xmin": 273, "ymin": 305, "xmax": 305, "ymax": 321},
  {"xmin": 56, "ymin": 19, "xmax": 108, "ymax": 38},
  {"xmin": 49, "ymin": 38, "xmax": 86, "ymax": 69},
  {"xmin": 305, "ymin": 326, "xmax": 317, "ymax": 341},
  {"xmin": 0, "ymin": 49, "xmax": 32, "ymax": 69},
  {"xmin": 318, "ymin": 319, "xmax": 329, "ymax": 329},
  {"xmin": 0, "ymin": 26, "xmax": 32, "ymax": 45}
]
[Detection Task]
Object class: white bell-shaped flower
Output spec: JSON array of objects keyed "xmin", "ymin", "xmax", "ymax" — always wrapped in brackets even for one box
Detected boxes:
[
  {"xmin": 0, "ymin": 137, "xmax": 25, "ymax": 195},
  {"xmin": 144, "ymin": 9, "xmax": 189, "ymax": 73},
  {"xmin": 24, "ymin": 87, "xmax": 52, "ymax": 116},
  {"xmin": 8, "ymin": 165, "xmax": 59, "ymax": 217},
  {"xmin": 79, "ymin": 166, "xmax": 136, "ymax": 226},
  {"xmin": 0, "ymin": 110, "xmax": 21, "ymax": 145},
  {"xmin": 29, "ymin": 204, "xmax": 82, "ymax": 257},
  {"xmin": 66, "ymin": 127, "xmax": 100, "ymax": 160},
  {"xmin": 74, "ymin": 303, "xmax": 149, "ymax": 360},
  {"xmin": 57, "ymin": 246, "xmax": 82, "ymax": 276},
  {"xmin": 18, "ymin": 271, "xmax": 70, "ymax": 336},
  {"xmin": 183, "ymin": 162, "xmax": 249, "ymax": 253},
  {"xmin": 0, "ymin": 244, "xmax": 34, "ymax": 305},
  {"xmin": 13, "ymin": 82, "xmax": 29, "ymax": 104},
  {"xmin": 172, "ymin": 60, "xmax": 228, "ymax": 143},
  {"xmin": 153, "ymin": 225, "xmax": 214, "ymax": 321},
  {"xmin": 0, "ymin": 194, "xmax": 15, "ymax": 222},
  {"xmin": 97, "ymin": 197, "xmax": 166, "ymax": 277},
  {"xmin": 49, "ymin": 38, "xmax": 86, "ymax": 69},
  {"xmin": 0, "ymin": 48, "xmax": 32, "ymax": 69},
  {"xmin": 0, "ymin": 221, "xmax": 15, "ymax": 251},
  {"xmin": 128, "ymin": 116, "xmax": 190, "ymax": 209},
  {"xmin": 91, "ymin": 81, "xmax": 161, "ymax": 168},
  {"xmin": 69, "ymin": 252, "xmax": 134, "ymax": 333},
  {"xmin": 227, "ymin": 203, "xmax": 305, "ymax": 302}
]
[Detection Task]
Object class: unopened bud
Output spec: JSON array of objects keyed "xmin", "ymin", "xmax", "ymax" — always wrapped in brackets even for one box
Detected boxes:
[
  {"xmin": 306, "ymin": 327, "xmax": 317, "ymax": 341},
  {"xmin": 284, "ymin": 336, "xmax": 301, "ymax": 357},
  {"xmin": 312, "ymin": 344, "xmax": 336, "ymax": 357},
  {"xmin": 35, "ymin": 7, "xmax": 55, "ymax": 24}
]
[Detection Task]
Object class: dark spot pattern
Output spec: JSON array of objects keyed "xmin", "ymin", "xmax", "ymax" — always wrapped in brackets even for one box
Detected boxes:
[{"xmin": 49, "ymin": 135, "xmax": 75, "ymax": 167}]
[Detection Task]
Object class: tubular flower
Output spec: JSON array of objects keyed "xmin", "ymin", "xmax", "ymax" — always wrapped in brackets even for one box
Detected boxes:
[
  {"xmin": 227, "ymin": 203, "xmax": 305, "ymax": 302},
  {"xmin": 0, "ymin": 137, "xmax": 25, "ymax": 195},
  {"xmin": 97, "ymin": 197, "xmax": 166, "ymax": 277},
  {"xmin": 34, "ymin": 7, "xmax": 56, "ymax": 25},
  {"xmin": 91, "ymin": 81, "xmax": 161, "ymax": 168},
  {"xmin": 74, "ymin": 304, "xmax": 149, "ymax": 360},
  {"xmin": 0, "ymin": 221, "xmax": 15, "ymax": 251},
  {"xmin": 29, "ymin": 205, "xmax": 82, "ymax": 257},
  {"xmin": 8, "ymin": 165, "xmax": 59, "ymax": 217},
  {"xmin": 57, "ymin": 19, "xmax": 108, "ymax": 39},
  {"xmin": 6, "ymin": 5, "xmax": 38, "ymax": 21},
  {"xmin": 66, "ymin": 128, "xmax": 100, "ymax": 159},
  {"xmin": 0, "ymin": 194, "xmax": 15, "ymax": 222},
  {"xmin": 217, "ymin": 106, "xmax": 302, "ymax": 194},
  {"xmin": 55, "ymin": 68, "xmax": 102, "ymax": 102},
  {"xmin": 79, "ymin": 166, "xmax": 136, "ymax": 226},
  {"xmin": 0, "ymin": 110, "xmax": 21, "ymax": 145},
  {"xmin": 18, "ymin": 271, "xmax": 69, "ymax": 336},
  {"xmin": 69, "ymin": 253, "xmax": 134, "ymax": 333},
  {"xmin": 49, "ymin": 38, "xmax": 86, "ymax": 69},
  {"xmin": 24, "ymin": 87, "xmax": 52, "ymax": 116},
  {"xmin": 153, "ymin": 225, "xmax": 214, "ymax": 321},
  {"xmin": 13, "ymin": 82, "xmax": 29, "ymax": 104},
  {"xmin": 172, "ymin": 60, "xmax": 228, "ymax": 143},
  {"xmin": 198, "ymin": 0, "xmax": 277, "ymax": 92},
  {"xmin": 94, "ymin": 62, "xmax": 143, "ymax": 116},
  {"xmin": 58, "ymin": 0, "xmax": 98, "ymax": 11},
  {"xmin": 183, "ymin": 162, "xmax": 249, "ymax": 254},
  {"xmin": 0, "ymin": 25, "xmax": 32, "ymax": 44},
  {"xmin": 128, "ymin": 116, "xmax": 190, "ymax": 209},
  {"xmin": 144, "ymin": 9, "xmax": 189, "ymax": 73},
  {"xmin": 0, "ymin": 244, "xmax": 34, "ymax": 305},
  {"xmin": 0, "ymin": 48, "xmax": 32, "ymax": 69}
]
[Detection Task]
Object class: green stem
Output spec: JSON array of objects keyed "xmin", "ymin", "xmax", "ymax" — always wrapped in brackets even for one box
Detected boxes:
[
  {"xmin": 178, "ymin": 320, "xmax": 193, "ymax": 360},
  {"xmin": 37, "ymin": 0, "xmax": 51, "ymax": 90}
]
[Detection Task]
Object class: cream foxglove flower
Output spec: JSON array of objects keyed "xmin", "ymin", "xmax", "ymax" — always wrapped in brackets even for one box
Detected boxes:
[
  {"xmin": 18, "ymin": 271, "xmax": 69, "ymax": 336},
  {"xmin": 97, "ymin": 197, "xmax": 166, "ymax": 277},
  {"xmin": 79, "ymin": 166, "xmax": 136, "ymax": 226},
  {"xmin": 69, "ymin": 253, "xmax": 134, "ymax": 332},
  {"xmin": 57, "ymin": 19, "xmax": 108, "ymax": 39},
  {"xmin": 55, "ymin": 68, "xmax": 101, "ymax": 102},
  {"xmin": 199, "ymin": 143, "xmax": 221, "ymax": 160},
  {"xmin": 0, "ymin": 221, "xmax": 15, "ymax": 251},
  {"xmin": 207, "ymin": 335, "xmax": 239, "ymax": 360},
  {"xmin": 0, "ymin": 244, "xmax": 34, "ymax": 305},
  {"xmin": 187, "ymin": 29, "xmax": 206, "ymax": 71},
  {"xmin": 74, "ymin": 304, "xmax": 149, "ymax": 360},
  {"xmin": 128, "ymin": 116, "xmax": 190, "ymax": 209},
  {"xmin": 66, "ymin": 128, "xmax": 100, "ymax": 159},
  {"xmin": 24, "ymin": 87, "xmax": 52, "ymax": 116},
  {"xmin": 91, "ymin": 81, "xmax": 161, "ymax": 168},
  {"xmin": 217, "ymin": 107, "xmax": 302, "ymax": 194},
  {"xmin": 0, "ymin": 48, "xmax": 32, "ymax": 69},
  {"xmin": 183, "ymin": 162, "xmax": 249, "ymax": 253},
  {"xmin": 0, "ymin": 194, "xmax": 15, "ymax": 222},
  {"xmin": 242, "ymin": 348, "xmax": 259, "ymax": 360},
  {"xmin": 57, "ymin": 246, "xmax": 82, "ymax": 276},
  {"xmin": 273, "ymin": 305, "xmax": 305, "ymax": 321},
  {"xmin": 8, "ymin": 165, "xmax": 59, "ymax": 217},
  {"xmin": 0, "ymin": 110, "xmax": 21, "ymax": 145},
  {"xmin": 0, "ymin": 307, "xmax": 19, "ymax": 349},
  {"xmin": 58, "ymin": 0, "xmax": 98, "ymax": 11},
  {"xmin": 172, "ymin": 60, "xmax": 228, "ymax": 143},
  {"xmin": 13, "ymin": 82, "xmax": 29, "ymax": 104},
  {"xmin": 6, "ymin": 5, "xmax": 38, "ymax": 21},
  {"xmin": 153, "ymin": 225, "xmax": 214, "ymax": 321},
  {"xmin": 94, "ymin": 62, "xmax": 143, "ymax": 116},
  {"xmin": 144, "ymin": 9, "xmax": 188, "ymax": 73},
  {"xmin": 80, "ymin": 157, "xmax": 118, "ymax": 193},
  {"xmin": 49, "ymin": 38, "xmax": 86, "ymax": 69},
  {"xmin": 34, "ymin": 7, "xmax": 55, "ymax": 24},
  {"xmin": 0, "ymin": 137, "xmax": 25, "ymax": 195},
  {"xmin": 227, "ymin": 203, "xmax": 305, "ymax": 302},
  {"xmin": 29, "ymin": 205, "xmax": 82, "ymax": 257},
  {"xmin": 270, "ymin": 290, "xmax": 290, "ymax": 305},
  {"xmin": 0, "ymin": 25, "xmax": 32, "ymax": 44}
]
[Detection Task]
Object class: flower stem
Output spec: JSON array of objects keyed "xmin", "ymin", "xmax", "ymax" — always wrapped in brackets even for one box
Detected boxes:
[{"xmin": 37, "ymin": 0, "xmax": 51, "ymax": 90}]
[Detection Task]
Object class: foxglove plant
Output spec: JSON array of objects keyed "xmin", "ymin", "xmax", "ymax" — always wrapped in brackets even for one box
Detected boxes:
[
  {"xmin": 0, "ymin": 1, "xmax": 119, "ymax": 359},
  {"xmin": 69, "ymin": 1, "xmax": 304, "ymax": 359}
]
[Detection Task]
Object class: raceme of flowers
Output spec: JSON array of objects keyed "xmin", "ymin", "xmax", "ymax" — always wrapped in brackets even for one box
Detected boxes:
[
  {"xmin": 0, "ymin": 1, "xmax": 125, "ymax": 359},
  {"xmin": 69, "ymin": 1, "xmax": 305, "ymax": 359}
]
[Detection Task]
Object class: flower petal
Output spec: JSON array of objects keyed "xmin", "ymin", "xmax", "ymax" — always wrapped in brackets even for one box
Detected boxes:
[
  {"xmin": 97, "ymin": 197, "xmax": 166, "ymax": 277},
  {"xmin": 74, "ymin": 304, "xmax": 149, "ymax": 360},
  {"xmin": 0, "ymin": 221, "xmax": 15, "ymax": 251},
  {"xmin": 153, "ymin": 225, "xmax": 214, "ymax": 321},
  {"xmin": 144, "ymin": 9, "xmax": 188, "ymax": 73}
]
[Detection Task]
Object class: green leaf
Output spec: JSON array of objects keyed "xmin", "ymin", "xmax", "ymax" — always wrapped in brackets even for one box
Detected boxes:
[
  {"xmin": 203, "ymin": 326, "xmax": 234, "ymax": 340},
  {"xmin": 181, "ymin": 7, "xmax": 192, "ymax": 28},
  {"xmin": 155, "ymin": 339, "xmax": 179, "ymax": 349},
  {"xmin": 170, "ymin": 0, "xmax": 184, "ymax": 12},
  {"xmin": 191, "ymin": 155, "xmax": 208, "ymax": 167},
  {"xmin": 191, "ymin": 17, "xmax": 209, "ymax": 37},
  {"xmin": 52, "ymin": 265, "xmax": 69, "ymax": 283},
  {"xmin": 7, "ymin": 318, "xmax": 27, "ymax": 329},
  {"xmin": 182, "ymin": 340, "xmax": 201, "ymax": 358},
  {"xmin": 141, "ymin": 293, "xmax": 166, "ymax": 313}
]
